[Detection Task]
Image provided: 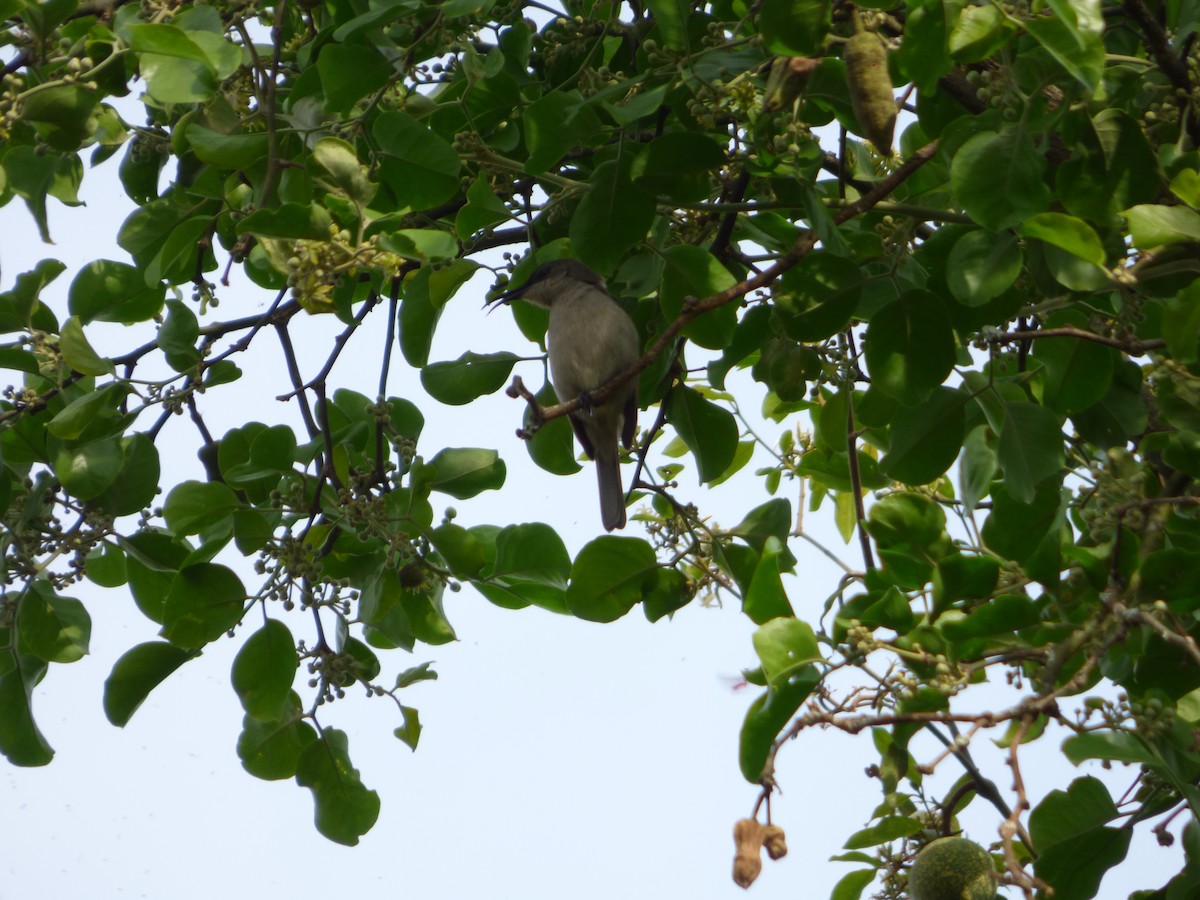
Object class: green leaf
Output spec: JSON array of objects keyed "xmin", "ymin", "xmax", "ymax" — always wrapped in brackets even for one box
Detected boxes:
[
  {"xmin": 522, "ymin": 90, "xmax": 602, "ymax": 175},
  {"xmin": 395, "ymin": 662, "xmax": 438, "ymax": 688},
  {"xmin": 1170, "ymin": 167, "xmax": 1200, "ymax": 207},
  {"xmin": 163, "ymin": 480, "xmax": 240, "ymax": 536},
  {"xmin": 643, "ymin": 0, "xmax": 688, "ymax": 48},
  {"xmin": 665, "ymin": 386, "xmax": 739, "ymax": 483},
  {"xmin": 310, "ymin": 137, "xmax": 376, "ymax": 207},
  {"xmin": 631, "ymin": 133, "xmax": 726, "ymax": 203},
  {"xmin": 148, "ymin": 217, "xmax": 216, "ymax": 288},
  {"xmin": 339, "ymin": 637, "xmax": 380, "ymax": 684},
  {"xmin": 68, "ymin": 260, "xmax": 165, "ymax": 324},
  {"xmin": 1020, "ymin": 212, "xmax": 1106, "ymax": 267},
  {"xmin": 946, "ymin": 230, "xmax": 1022, "ymax": 306},
  {"xmin": 743, "ymin": 537, "xmax": 796, "ymax": 624},
  {"xmin": 0, "ymin": 651, "xmax": 53, "ymax": 765},
  {"xmin": 1036, "ymin": 827, "xmax": 1131, "ymax": 900},
  {"xmin": 17, "ymin": 582, "xmax": 90, "ymax": 664},
  {"xmin": 130, "ymin": 22, "xmax": 237, "ymax": 73},
  {"xmin": 642, "ymin": 567, "xmax": 693, "ymax": 622},
  {"xmin": 1071, "ymin": 359, "xmax": 1147, "ymax": 449},
  {"xmin": 422, "ymin": 447, "xmax": 505, "ymax": 499},
  {"xmin": 237, "ymin": 203, "xmax": 333, "ymax": 240},
  {"xmin": 392, "ymin": 584, "xmax": 453, "ymax": 647},
  {"xmin": 830, "ymin": 869, "xmax": 877, "ymax": 900},
  {"xmin": 103, "ymin": 641, "xmax": 195, "ymax": 726},
  {"xmin": 316, "ymin": 43, "xmax": 393, "ymax": 115},
  {"xmin": 420, "ymin": 351, "xmax": 518, "ymax": 405},
  {"xmin": 569, "ymin": 156, "xmax": 656, "ymax": 274},
  {"xmin": 952, "ymin": 130, "xmax": 1051, "ymax": 231},
  {"xmin": 525, "ymin": 381, "xmax": 582, "ymax": 476},
  {"xmin": 864, "ymin": 291, "xmax": 956, "ymax": 404},
  {"xmin": 393, "ymin": 705, "xmax": 421, "ymax": 751},
  {"xmin": 739, "ymin": 665, "xmax": 821, "ymax": 781},
  {"xmin": 295, "ymin": 729, "xmax": 380, "ymax": 846},
  {"xmin": 1061, "ymin": 732, "xmax": 1158, "ymax": 768},
  {"xmin": 428, "ymin": 523, "xmax": 486, "ymax": 579},
  {"xmin": 93, "ymin": 434, "xmax": 161, "ymax": 517},
  {"xmin": 752, "ymin": 338, "xmax": 816, "ymax": 402},
  {"xmin": 137, "ymin": 53, "xmax": 217, "ymax": 105},
  {"xmin": 940, "ymin": 593, "xmax": 1039, "ymax": 639},
  {"xmin": 1025, "ymin": 0, "xmax": 1105, "ymax": 92},
  {"xmin": 185, "ymin": 125, "xmax": 270, "ymax": 169},
  {"xmin": 949, "ymin": 4, "xmax": 1015, "ymax": 62},
  {"xmin": 1138, "ymin": 549, "xmax": 1200, "ymax": 613},
  {"xmin": 161, "ymin": 563, "xmax": 246, "ymax": 648},
  {"xmin": 373, "ymin": 111, "xmax": 461, "ymax": 210},
  {"xmin": 21, "ymin": 83, "xmax": 99, "ymax": 151},
  {"xmin": 932, "ymin": 554, "xmax": 1003, "ymax": 610},
  {"xmin": 238, "ymin": 706, "xmax": 317, "ymax": 780},
  {"xmin": 866, "ymin": 492, "xmax": 947, "ymax": 588},
  {"xmin": 1034, "ymin": 332, "xmax": 1116, "ymax": 416},
  {"xmin": 85, "ymin": 543, "xmax": 128, "ymax": 588},
  {"xmin": 728, "ymin": 499, "xmax": 795, "ymax": 572},
  {"xmin": 565, "ymin": 535, "xmax": 658, "ymax": 622},
  {"xmin": 223, "ymin": 424, "xmax": 296, "ymax": 486},
  {"xmin": 129, "ymin": 23, "xmax": 238, "ymax": 103},
  {"xmin": 896, "ymin": 0, "xmax": 951, "ymax": 90},
  {"xmin": 4, "ymin": 146, "xmax": 79, "ymax": 242},
  {"xmin": 377, "ymin": 228, "xmax": 459, "ymax": 262},
  {"xmin": 844, "ymin": 816, "xmax": 924, "ymax": 849},
  {"xmin": 455, "ymin": 175, "xmax": 511, "ymax": 240},
  {"xmin": 54, "ymin": 436, "xmax": 124, "ymax": 500},
  {"xmin": 773, "ymin": 253, "xmax": 863, "ymax": 342},
  {"xmin": 60, "ymin": 316, "xmax": 112, "ymax": 375},
  {"xmin": 880, "ymin": 387, "xmax": 967, "ymax": 485},
  {"xmin": 1031, "ymin": 776, "xmax": 1129, "ymax": 900},
  {"xmin": 473, "ymin": 522, "xmax": 571, "ymax": 612},
  {"xmin": 46, "ymin": 382, "xmax": 132, "ymax": 441},
  {"xmin": 1124, "ymin": 204, "xmax": 1200, "ymax": 249},
  {"xmin": 997, "ymin": 402, "xmax": 1064, "ymax": 504},
  {"xmin": 157, "ymin": 299, "xmax": 201, "ymax": 372},
  {"xmin": 1058, "ymin": 110, "xmax": 1158, "ymax": 223},
  {"xmin": 398, "ymin": 269, "xmax": 443, "ymax": 368},
  {"xmin": 981, "ymin": 480, "xmax": 1063, "ymax": 565},
  {"xmin": 658, "ymin": 244, "xmax": 738, "ymax": 349},
  {"xmin": 231, "ymin": 620, "xmax": 297, "ymax": 721},
  {"xmin": 0, "ymin": 258, "xmax": 65, "ymax": 332},
  {"xmin": 752, "ymin": 615, "xmax": 821, "ymax": 685},
  {"xmin": 759, "ymin": 0, "xmax": 829, "ymax": 55},
  {"xmin": 1164, "ymin": 281, "xmax": 1200, "ymax": 364}
]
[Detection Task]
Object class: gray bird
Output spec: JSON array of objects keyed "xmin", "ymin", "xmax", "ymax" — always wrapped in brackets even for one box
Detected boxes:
[{"xmin": 492, "ymin": 259, "xmax": 640, "ymax": 531}]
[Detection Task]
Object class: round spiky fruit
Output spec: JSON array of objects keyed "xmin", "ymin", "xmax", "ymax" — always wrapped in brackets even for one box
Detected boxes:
[{"xmin": 908, "ymin": 837, "xmax": 997, "ymax": 900}]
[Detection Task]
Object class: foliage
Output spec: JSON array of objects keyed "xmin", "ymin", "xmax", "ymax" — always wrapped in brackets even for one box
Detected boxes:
[{"xmin": 1, "ymin": 0, "xmax": 1200, "ymax": 894}]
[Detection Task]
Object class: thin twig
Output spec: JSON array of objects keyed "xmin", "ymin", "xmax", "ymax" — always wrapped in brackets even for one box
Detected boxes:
[
  {"xmin": 999, "ymin": 717, "xmax": 1044, "ymax": 898},
  {"xmin": 989, "ymin": 326, "xmax": 1165, "ymax": 356},
  {"xmin": 276, "ymin": 291, "xmax": 379, "ymax": 400}
]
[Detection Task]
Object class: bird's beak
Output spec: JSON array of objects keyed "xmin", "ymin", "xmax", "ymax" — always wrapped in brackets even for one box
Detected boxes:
[{"xmin": 484, "ymin": 282, "xmax": 522, "ymax": 312}]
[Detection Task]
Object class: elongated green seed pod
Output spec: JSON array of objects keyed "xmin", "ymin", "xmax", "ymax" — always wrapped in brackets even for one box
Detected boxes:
[{"xmin": 844, "ymin": 30, "xmax": 896, "ymax": 153}]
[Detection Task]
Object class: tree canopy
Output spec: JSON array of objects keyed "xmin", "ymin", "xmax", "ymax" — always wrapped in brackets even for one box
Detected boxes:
[{"xmin": 2, "ymin": 0, "xmax": 1200, "ymax": 896}]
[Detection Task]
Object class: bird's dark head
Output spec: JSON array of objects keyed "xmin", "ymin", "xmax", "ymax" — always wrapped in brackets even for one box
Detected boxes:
[{"xmin": 488, "ymin": 258, "xmax": 606, "ymax": 308}]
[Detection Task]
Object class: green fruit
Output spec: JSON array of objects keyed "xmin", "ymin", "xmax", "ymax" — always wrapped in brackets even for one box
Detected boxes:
[
  {"xmin": 844, "ymin": 30, "xmax": 896, "ymax": 153},
  {"xmin": 908, "ymin": 837, "xmax": 997, "ymax": 900}
]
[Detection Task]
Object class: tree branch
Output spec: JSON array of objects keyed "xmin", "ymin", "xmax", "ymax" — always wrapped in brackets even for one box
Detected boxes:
[{"xmin": 510, "ymin": 139, "xmax": 942, "ymax": 430}]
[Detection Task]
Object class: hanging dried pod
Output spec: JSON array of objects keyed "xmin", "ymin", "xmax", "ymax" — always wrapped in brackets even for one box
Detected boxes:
[
  {"xmin": 843, "ymin": 15, "xmax": 896, "ymax": 152},
  {"xmin": 732, "ymin": 818, "xmax": 766, "ymax": 888}
]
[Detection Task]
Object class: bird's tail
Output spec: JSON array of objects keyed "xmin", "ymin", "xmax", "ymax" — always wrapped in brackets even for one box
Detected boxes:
[{"xmin": 595, "ymin": 445, "xmax": 626, "ymax": 531}]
